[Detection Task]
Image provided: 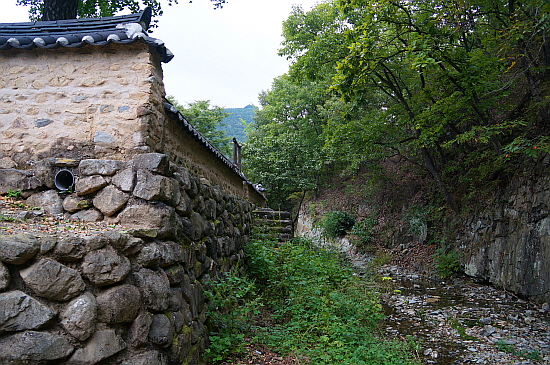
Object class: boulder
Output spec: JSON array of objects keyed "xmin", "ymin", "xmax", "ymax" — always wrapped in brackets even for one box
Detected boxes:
[
  {"xmin": 168, "ymin": 288, "xmax": 185, "ymax": 312},
  {"xmin": 93, "ymin": 185, "xmax": 129, "ymax": 216},
  {"xmin": 118, "ymin": 202, "xmax": 182, "ymax": 239},
  {"xmin": 75, "ymin": 175, "xmax": 107, "ymax": 195},
  {"xmin": 33, "ymin": 160, "xmax": 56, "ymax": 189},
  {"xmin": 0, "ymin": 168, "xmax": 41, "ymax": 194},
  {"xmin": 67, "ymin": 329, "xmax": 126, "ymax": 364},
  {"xmin": 165, "ymin": 264, "xmax": 186, "ymax": 285},
  {"xmin": 60, "ymin": 292, "xmax": 97, "ymax": 341},
  {"xmin": 204, "ymin": 198, "xmax": 217, "ymax": 220},
  {"xmin": 171, "ymin": 310, "xmax": 185, "ymax": 333},
  {"xmin": 81, "ymin": 247, "xmax": 131, "ymax": 286},
  {"xmin": 148, "ymin": 314, "xmax": 175, "ymax": 347},
  {"xmin": 136, "ymin": 242, "xmax": 162, "ymax": 267},
  {"xmin": 132, "ymin": 268, "xmax": 171, "ymax": 311},
  {"xmin": 133, "ymin": 153, "xmax": 170, "ymax": 176},
  {"xmin": 62, "ymin": 195, "xmax": 90, "ymax": 212},
  {"xmin": 133, "ymin": 169, "xmax": 180, "ymax": 206},
  {"xmin": 79, "ymin": 159, "xmax": 123, "ymax": 176},
  {"xmin": 0, "ymin": 290, "xmax": 56, "ymax": 332},
  {"xmin": 0, "ymin": 262, "xmax": 9, "ymax": 290},
  {"xmin": 171, "ymin": 332, "xmax": 193, "ymax": 363},
  {"xmin": 96, "ymin": 284, "xmax": 141, "ymax": 323},
  {"xmin": 121, "ymin": 350, "xmax": 166, "ymax": 365},
  {"xmin": 112, "ymin": 167, "xmax": 136, "ymax": 192},
  {"xmin": 54, "ymin": 236, "xmax": 87, "ymax": 261},
  {"xmin": 129, "ymin": 312, "xmax": 154, "ymax": 348},
  {"xmin": 175, "ymin": 190, "xmax": 192, "ymax": 216},
  {"xmin": 103, "ymin": 230, "xmax": 143, "ymax": 254},
  {"xmin": 137, "ymin": 241, "xmax": 183, "ymax": 268},
  {"xmin": 173, "ymin": 166, "xmax": 191, "ymax": 190},
  {"xmin": 70, "ymin": 208, "xmax": 103, "ymax": 222},
  {"xmin": 0, "ymin": 157, "xmax": 16, "ymax": 169},
  {"xmin": 20, "ymin": 259, "xmax": 85, "ymax": 301},
  {"xmin": 189, "ymin": 212, "xmax": 209, "ymax": 241},
  {"xmin": 0, "ymin": 233, "xmax": 40, "ymax": 265},
  {"xmin": 0, "ymin": 331, "xmax": 74, "ymax": 363},
  {"xmin": 25, "ymin": 190, "xmax": 64, "ymax": 214},
  {"xmin": 82, "ymin": 234, "xmax": 109, "ymax": 250}
]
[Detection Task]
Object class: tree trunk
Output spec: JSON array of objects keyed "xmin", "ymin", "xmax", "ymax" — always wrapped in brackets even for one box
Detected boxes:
[
  {"xmin": 42, "ymin": 0, "xmax": 79, "ymax": 21},
  {"xmin": 421, "ymin": 147, "xmax": 458, "ymax": 212}
]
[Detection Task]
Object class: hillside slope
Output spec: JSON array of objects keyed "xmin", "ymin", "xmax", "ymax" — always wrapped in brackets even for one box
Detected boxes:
[{"xmin": 220, "ymin": 105, "xmax": 255, "ymax": 143}]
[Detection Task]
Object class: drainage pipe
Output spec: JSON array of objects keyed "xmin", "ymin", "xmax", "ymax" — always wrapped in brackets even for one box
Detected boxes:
[{"xmin": 54, "ymin": 169, "xmax": 74, "ymax": 191}]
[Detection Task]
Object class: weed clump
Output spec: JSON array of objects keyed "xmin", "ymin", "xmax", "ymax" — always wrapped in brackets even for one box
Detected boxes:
[
  {"xmin": 244, "ymin": 236, "xmax": 420, "ymax": 364},
  {"xmin": 320, "ymin": 211, "xmax": 356, "ymax": 238}
]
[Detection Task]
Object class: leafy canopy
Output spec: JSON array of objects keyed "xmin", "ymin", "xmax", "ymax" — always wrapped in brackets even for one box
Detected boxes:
[
  {"xmin": 168, "ymin": 97, "xmax": 231, "ymax": 156},
  {"xmin": 245, "ymin": 0, "xmax": 550, "ymax": 211},
  {"xmin": 16, "ymin": 0, "xmax": 228, "ymax": 22}
]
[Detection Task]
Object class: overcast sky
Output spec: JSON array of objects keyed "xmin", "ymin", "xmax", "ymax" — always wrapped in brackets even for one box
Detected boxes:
[{"xmin": 1, "ymin": 0, "xmax": 320, "ymax": 108}]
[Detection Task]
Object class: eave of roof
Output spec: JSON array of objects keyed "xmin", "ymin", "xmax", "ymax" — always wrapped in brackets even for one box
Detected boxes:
[
  {"xmin": 0, "ymin": 7, "xmax": 173, "ymax": 63},
  {"xmin": 164, "ymin": 100, "xmax": 262, "ymax": 192}
]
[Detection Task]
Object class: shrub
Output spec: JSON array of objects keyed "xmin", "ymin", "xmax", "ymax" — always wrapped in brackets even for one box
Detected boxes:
[
  {"xmin": 434, "ymin": 245, "xmax": 461, "ymax": 278},
  {"xmin": 245, "ymin": 236, "xmax": 420, "ymax": 364},
  {"xmin": 320, "ymin": 211, "xmax": 356, "ymax": 238},
  {"xmin": 6, "ymin": 189, "xmax": 22, "ymax": 198},
  {"xmin": 350, "ymin": 216, "xmax": 377, "ymax": 247},
  {"xmin": 204, "ymin": 268, "xmax": 263, "ymax": 363}
]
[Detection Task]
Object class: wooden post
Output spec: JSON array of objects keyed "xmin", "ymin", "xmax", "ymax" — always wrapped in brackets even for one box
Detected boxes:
[{"xmin": 232, "ymin": 138, "xmax": 242, "ymax": 170}]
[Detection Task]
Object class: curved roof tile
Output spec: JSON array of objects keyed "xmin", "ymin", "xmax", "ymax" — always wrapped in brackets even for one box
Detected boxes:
[
  {"xmin": 163, "ymin": 101, "xmax": 250, "ymax": 183},
  {"xmin": 0, "ymin": 7, "xmax": 173, "ymax": 62}
]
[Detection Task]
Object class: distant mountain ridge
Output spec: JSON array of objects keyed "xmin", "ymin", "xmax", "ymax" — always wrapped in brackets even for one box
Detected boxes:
[{"xmin": 219, "ymin": 105, "xmax": 255, "ymax": 143}]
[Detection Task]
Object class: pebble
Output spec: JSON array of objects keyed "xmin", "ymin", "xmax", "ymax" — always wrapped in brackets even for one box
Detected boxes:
[{"xmin": 377, "ymin": 265, "xmax": 550, "ymax": 364}]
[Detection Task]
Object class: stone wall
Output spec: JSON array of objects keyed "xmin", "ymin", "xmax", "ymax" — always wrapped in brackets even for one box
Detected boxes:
[
  {"xmin": 0, "ymin": 43, "xmax": 159, "ymax": 165},
  {"xmin": 0, "ymin": 153, "xmax": 254, "ymax": 364},
  {"xmin": 0, "ymin": 42, "xmax": 263, "ymax": 205}
]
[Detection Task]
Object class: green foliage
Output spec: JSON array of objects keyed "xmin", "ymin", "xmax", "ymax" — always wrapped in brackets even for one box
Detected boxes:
[
  {"xmin": 244, "ymin": 0, "xmax": 550, "ymax": 212},
  {"xmin": 320, "ymin": 211, "xmax": 356, "ymax": 238},
  {"xmin": 0, "ymin": 214, "xmax": 21, "ymax": 222},
  {"xmin": 167, "ymin": 97, "xmax": 232, "ymax": 156},
  {"xmin": 6, "ymin": 189, "xmax": 22, "ymax": 198},
  {"xmin": 243, "ymin": 75, "xmax": 328, "ymax": 209},
  {"xmin": 16, "ymin": 0, "xmax": 226, "ymax": 23},
  {"xmin": 350, "ymin": 216, "xmax": 377, "ymax": 247},
  {"xmin": 448, "ymin": 318, "xmax": 479, "ymax": 341},
  {"xmin": 245, "ymin": 236, "xmax": 419, "ymax": 364},
  {"xmin": 204, "ymin": 268, "xmax": 263, "ymax": 363},
  {"xmin": 221, "ymin": 105, "xmax": 255, "ymax": 143},
  {"xmin": 496, "ymin": 340, "xmax": 542, "ymax": 360},
  {"xmin": 433, "ymin": 244, "xmax": 461, "ymax": 278}
]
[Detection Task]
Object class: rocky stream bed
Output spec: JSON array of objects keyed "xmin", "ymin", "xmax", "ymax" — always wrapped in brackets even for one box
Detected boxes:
[
  {"xmin": 377, "ymin": 265, "xmax": 550, "ymax": 364},
  {"xmin": 344, "ymin": 241, "xmax": 550, "ymax": 365}
]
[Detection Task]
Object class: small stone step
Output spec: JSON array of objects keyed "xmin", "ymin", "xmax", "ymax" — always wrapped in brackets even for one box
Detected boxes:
[
  {"xmin": 253, "ymin": 219, "xmax": 293, "ymax": 227},
  {"xmin": 278, "ymin": 234, "xmax": 293, "ymax": 241},
  {"xmin": 253, "ymin": 209, "xmax": 291, "ymax": 220},
  {"xmin": 266, "ymin": 226, "xmax": 292, "ymax": 234},
  {"xmin": 253, "ymin": 208, "xmax": 294, "ymax": 241}
]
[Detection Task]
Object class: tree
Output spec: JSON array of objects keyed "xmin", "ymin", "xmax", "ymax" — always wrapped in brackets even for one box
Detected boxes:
[
  {"xmin": 168, "ymin": 97, "xmax": 231, "ymax": 156},
  {"xmin": 244, "ymin": 74, "xmax": 328, "ymax": 210},
  {"xmin": 245, "ymin": 0, "xmax": 549, "ymax": 212},
  {"xmin": 16, "ymin": 0, "xmax": 228, "ymax": 21},
  {"xmin": 332, "ymin": 0, "xmax": 550, "ymax": 208}
]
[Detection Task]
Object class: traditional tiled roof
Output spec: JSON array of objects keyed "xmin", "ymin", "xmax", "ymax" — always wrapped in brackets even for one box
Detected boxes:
[
  {"xmin": 0, "ymin": 7, "xmax": 173, "ymax": 63},
  {"xmin": 163, "ymin": 101, "xmax": 249, "ymax": 182}
]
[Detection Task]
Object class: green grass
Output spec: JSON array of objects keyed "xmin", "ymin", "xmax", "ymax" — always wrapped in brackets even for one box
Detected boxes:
[
  {"xmin": 204, "ymin": 235, "xmax": 420, "ymax": 364},
  {"xmin": 496, "ymin": 340, "xmax": 541, "ymax": 360},
  {"xmin": 243, "ymin": 236, "xmax": 420, "ymax": 364}
]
